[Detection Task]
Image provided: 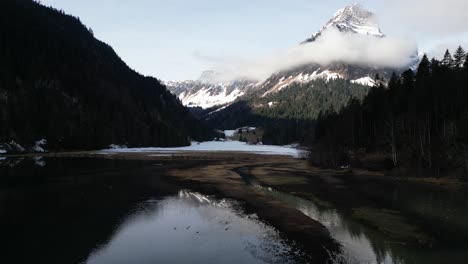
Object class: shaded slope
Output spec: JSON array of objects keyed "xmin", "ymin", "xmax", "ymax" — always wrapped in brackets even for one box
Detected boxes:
[{"xmin": 0, "ymin": 0, "xmax": 214, "ymax": 151}]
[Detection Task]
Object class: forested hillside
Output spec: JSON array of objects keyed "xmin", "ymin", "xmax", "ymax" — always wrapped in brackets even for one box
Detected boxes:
[
  {"xmin": 313, "ymin": 48, "xmax": 468, "ymax": 175},
  {"xmin": 206, "ymin": 79, "xmax": 371, "ymax": 145},
  {"xmin": 0, "ymin": 0, "xmax": 214, "ymax": 152}
]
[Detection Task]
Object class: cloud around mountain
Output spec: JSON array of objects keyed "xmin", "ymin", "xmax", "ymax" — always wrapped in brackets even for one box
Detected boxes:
[
  {"xmin": 204, "ymin": 28, "xmax": 417, "ymax": 81},
  {"xmin": 380, "ymin": 0, "xmax": 468, "ymax": 36}
]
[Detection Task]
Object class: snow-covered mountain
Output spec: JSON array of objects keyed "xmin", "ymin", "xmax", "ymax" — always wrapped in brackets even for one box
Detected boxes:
[
  {"xmin": 167, "ymin": 4, "xmax": 416, "ymax": 109},
  {"xmin": 257, "ymin": 64, "xmax": 383, "ymax": 97},
  {"xmin": 256, "ymin": 4, "xmax": 415, "ymax": 96},
  {"xmin": 303, "ymin": 3, "xmax": 384, "ymax": 43},
  {"xmin": 165, "ymin": 73, "xmax": 258, "ymax": 109}
]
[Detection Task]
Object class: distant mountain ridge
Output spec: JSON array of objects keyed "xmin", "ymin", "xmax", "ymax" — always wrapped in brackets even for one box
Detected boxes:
[{"xmin": 165, "ymin": 74, "xmax": 258, "ymax": 109}]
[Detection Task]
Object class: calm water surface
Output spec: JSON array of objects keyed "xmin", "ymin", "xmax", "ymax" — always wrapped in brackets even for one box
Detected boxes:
[
  {"xmin": 0, "ymin": 158, "xmax": 302, "ymax": 264},
  {"xmin": 251, "ymin": 182, "xmax": 468, "ymax": 264},
  {"xmin": 86, "ymin": 190, "xmax": 297, "ymax": 264},
  {"xmin": 1, "ymin": 157, "xmax": 467, "ymax": 264}
]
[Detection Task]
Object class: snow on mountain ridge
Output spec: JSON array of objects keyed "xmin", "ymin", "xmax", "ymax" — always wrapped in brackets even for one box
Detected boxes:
[
  {"xmin": 165, "ymin": 79, "xmax": 258, "ymax": 109},
  {"xmin": 304, "ymin": 4, "xmax": 383, "ymax": 43},
  {"xmin": 351, "ymin": 76, "xmax": 376, "ymax": 86},
  {"xmin": 256, "ymin": 4, "xmax": 393, "ymax": 96},
  {"xmin": 261, "ymin": 69, "xmax": 344, "ymax": 97}
]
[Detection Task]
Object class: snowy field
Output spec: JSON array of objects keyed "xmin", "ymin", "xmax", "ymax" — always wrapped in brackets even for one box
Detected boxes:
[
  {"xmin": 100, "ymin": 141, "xmax": 305, "ymax": 158},
  {"xmin": 224, "ymin": 130, "xmax": 236, "ymax": 137}
]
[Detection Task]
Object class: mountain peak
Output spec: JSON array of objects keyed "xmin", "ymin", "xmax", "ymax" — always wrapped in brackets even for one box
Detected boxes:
[
  {"xmin": 198, "ymin": 70, "xmax": 220, "ymax": 83},
  {"xmin": 333, "ymin": 4, "xmax": 373, "ymax": 21},
  {"xmin": 303, "ymin": 4, "xmax": 384, "ymax": 43}
]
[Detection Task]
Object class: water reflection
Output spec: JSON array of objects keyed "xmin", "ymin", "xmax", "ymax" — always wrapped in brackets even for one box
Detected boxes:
[
  {"xmin": 0, "ymin": 156, "xmax": 25, "ymax": 168},
  {"xmin": 34, "ymin": 156, "xmax": 46, "ymax": 167},
  {"xmin": 0, "ymin": 156, "xmax": 46, "ymax": 168},
  {"xmin": 85, "ymin": 190, "xmax": 299, "ymax": 264},
  {"xmin": 257, "ymin": 188, "xmax": 388, "ymax": 263},
  {"xmin": 1, "ymin": 159, "xmax": 307, "ymax": 264},
  {"xmin": 257, "ymin": 186, "xmax": 468, "ymax": 264}
]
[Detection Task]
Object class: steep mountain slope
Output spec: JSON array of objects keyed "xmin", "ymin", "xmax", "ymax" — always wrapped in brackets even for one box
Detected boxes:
[
  {"xmin": 256, "ymin": 63, "xmax": 385, "ymax": 97},
  {"xmin": 302, "ymin": 3, "xmax": 384, "ymax": 43},
  {"xmin": 256, "ymin": 4, "xmax": 409, "ymax": 96},
  {"xmin": 0, "ymin": 0, "xmax": 214, "ymax": 152}
]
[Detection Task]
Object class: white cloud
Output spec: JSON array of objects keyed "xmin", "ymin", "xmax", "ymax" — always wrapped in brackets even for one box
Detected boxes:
[
  {"xmin": 203, "ymin": 28, "xmax": 417, "ymax": 81},
  {"xmin": 426, "ymin": 42, "xmax": 468, "ymax": 60},
  {"xmin": 379, "ymin": 0, "xmax": 468, "ymax": 36},
  {"xmin": 193, "ymin": 1, "xmax": 468, "ymax": 82}
]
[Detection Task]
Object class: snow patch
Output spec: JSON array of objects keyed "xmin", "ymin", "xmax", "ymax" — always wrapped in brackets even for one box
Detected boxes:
[
  {"xmin": 351, "ymin": 77, "xmax": 375, "ymax": 86},
  {"xmin": 307, "ymin": 4, "xmax": 384, "ymax": 42},
  {"xmin": 207, "ymin": 104, "xmax": 231, "ymax": 116},
  {"xmin": 166, "ymin": 80, "xmax": 258, "ymax": 109},
  {"xmin": 182, "ymin": 85, "xmax": 245, "ymax": 109},
  {"xmin": 262, "ymin": 69, "xmax": 344, "ymax": 97},
  {"xmin": 100, "ymin": 141, "xmax": 305, "ymax": 158},
  {"xmin": 32, "ymin": 139, "xmax": 47, "ymax": 153},
  {"xmin": 108, "ymin": 144, "xmax": 128, "ymax": 149},
  {"xmin": 224, "ymin": 130, "xmax": 236, "ymax": 137}
]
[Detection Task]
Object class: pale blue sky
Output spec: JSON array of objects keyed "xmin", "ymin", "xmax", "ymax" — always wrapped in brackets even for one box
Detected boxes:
[{"xmin": 40, "ymin": 0, "xmax": 468, "ymax": 80}]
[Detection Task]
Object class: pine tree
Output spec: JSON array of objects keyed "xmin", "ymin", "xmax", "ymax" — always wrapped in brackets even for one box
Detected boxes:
[
  {"xmin": 464, "ymin": 54, "xmax": 468, "ymax": 69},
  {"xmin": 416, "ymin": 55, "xmax": 431, "ymax": 79},
  {"xmin": 441, "ymin": 49, "xmax": 454, "ymax": 67},
  {"xmin": 453, "ymin": 46, "xmax": 466, "ymax": 68}
]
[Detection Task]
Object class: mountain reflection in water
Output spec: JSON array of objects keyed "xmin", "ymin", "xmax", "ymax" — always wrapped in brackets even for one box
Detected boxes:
[{"xmin": 85, "ymin": 190, "xmax": 298, "ymax": 264}]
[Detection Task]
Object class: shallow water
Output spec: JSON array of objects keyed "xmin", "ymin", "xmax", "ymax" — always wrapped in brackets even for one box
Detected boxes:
[
  {"xmin": 253, "ymin": 184, "xmax": 468, "ymax": 264},
  {"xmin": 0, "ymin": 158, "xmax": 302, "ymax": 264}
]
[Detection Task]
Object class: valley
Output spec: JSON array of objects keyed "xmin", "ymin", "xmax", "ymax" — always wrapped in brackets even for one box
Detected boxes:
[{"xmin": 1, "ymin": 1, "xmax": 468, "ymax": 263}]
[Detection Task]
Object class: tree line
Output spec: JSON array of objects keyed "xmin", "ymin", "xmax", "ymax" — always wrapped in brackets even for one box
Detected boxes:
[{"xmin": 313, "ymin": 47, "xmax": 468, "ymax": 176}]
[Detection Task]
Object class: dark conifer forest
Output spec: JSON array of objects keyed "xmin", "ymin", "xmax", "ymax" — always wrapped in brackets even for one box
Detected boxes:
[
  {"xmin": 205, "ymin": 79, "xmax": 371, "ymax": 145},
  {"xmin": 0, "ymin": 0, "xmax": 214, "ymax": 151},
  {"xmin": 313, "ymin": 49, "xmax": 468, "ymax": 176}
]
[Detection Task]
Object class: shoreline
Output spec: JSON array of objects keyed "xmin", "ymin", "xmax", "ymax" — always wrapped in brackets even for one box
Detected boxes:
[{"xmin": 3, "ymin": 149, "xmax": 465, "ymax": 189}]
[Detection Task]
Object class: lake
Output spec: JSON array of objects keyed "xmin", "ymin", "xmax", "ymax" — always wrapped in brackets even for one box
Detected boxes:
[
  {"xmin": 0, "ymin": 158, "xmax": 304, "ymax": 264},
  {"xmin": 1, "ymin": 156, "xmax": 467, "ymax": 264}
]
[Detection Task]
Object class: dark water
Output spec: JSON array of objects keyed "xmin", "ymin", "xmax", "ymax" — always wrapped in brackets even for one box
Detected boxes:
[
  {"xmin": 2, "ymin": 157, "xmax": 468, "ymax": 264},
  {"xmin": 256, "ymin": 186, "xmax": 468, "ymax": 264},
  {"xmin": 0, "ymin": 158, "xmax": 301, "ymax": 264},
  {"xmin": 235, "ymin": 165, "xmax": 468, "ymax": 263}
]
